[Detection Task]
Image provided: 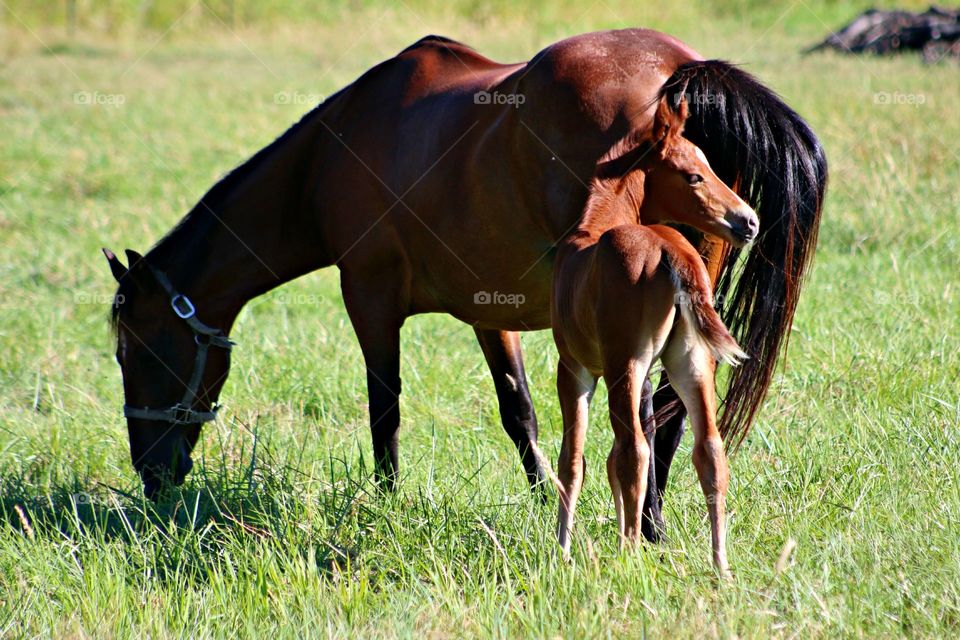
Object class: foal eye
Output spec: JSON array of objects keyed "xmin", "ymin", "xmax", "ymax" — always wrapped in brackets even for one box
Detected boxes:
[{"xmin": 687, "ymin": 173, "xmax": 703, "ymax": 185}]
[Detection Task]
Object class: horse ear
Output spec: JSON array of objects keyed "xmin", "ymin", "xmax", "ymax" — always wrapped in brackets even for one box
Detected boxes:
[
  {"xmin": 124, "ymin": 249, "xmax": 145, "ymax": 270},
  {"xmin": 121, "ymin": 249, "xmax": 157, "ymax": 290},
  {"xmin": 102, "ymin": 248, "xmax": 128, "ymax": 282}
]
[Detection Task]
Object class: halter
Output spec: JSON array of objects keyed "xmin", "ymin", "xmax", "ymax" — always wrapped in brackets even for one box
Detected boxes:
[{"xmin": 122, "ymin": 266, "xmax": 234, "ymax": 425}]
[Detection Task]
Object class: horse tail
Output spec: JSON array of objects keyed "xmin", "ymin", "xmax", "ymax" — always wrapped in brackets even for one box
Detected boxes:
[
  {"xmin": 665, "ymin": 247, "xmax": 746, "ymax": 369},
  {"xmin": 658, "ymin": 60, "xmax": 828, "ymax": 448}
]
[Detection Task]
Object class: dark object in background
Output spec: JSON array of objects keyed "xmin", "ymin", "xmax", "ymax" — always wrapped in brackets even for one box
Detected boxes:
[{"xmin": 805, "ymin": 6, "xmax": 960, "ymax": 63}]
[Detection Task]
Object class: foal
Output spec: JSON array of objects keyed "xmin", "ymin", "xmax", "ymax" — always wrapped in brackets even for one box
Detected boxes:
[{"xmin": 550, "ymin": 97, "xmax": 759, "ymax": 576}]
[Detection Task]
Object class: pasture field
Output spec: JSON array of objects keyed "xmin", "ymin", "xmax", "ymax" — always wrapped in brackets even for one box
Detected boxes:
[{"xmin": 1, "ymin": 1, "xmax": 959, "ymax": 637}]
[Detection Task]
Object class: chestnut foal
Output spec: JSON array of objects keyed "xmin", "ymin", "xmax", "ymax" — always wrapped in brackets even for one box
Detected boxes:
[{"xmin": 550, "ymin": 97, "xmax": 759, "ymax": 576}]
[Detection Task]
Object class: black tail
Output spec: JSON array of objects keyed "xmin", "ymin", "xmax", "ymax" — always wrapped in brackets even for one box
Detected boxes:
[{"xmin": 659, "ymin": 60, "xmax": 828, "ymax": 447}]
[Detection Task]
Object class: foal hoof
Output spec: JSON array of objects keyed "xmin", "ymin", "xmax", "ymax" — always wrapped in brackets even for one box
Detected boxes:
[{"xmin": 716, "ymin": 566, "xmax": 734, "ymax": 583}]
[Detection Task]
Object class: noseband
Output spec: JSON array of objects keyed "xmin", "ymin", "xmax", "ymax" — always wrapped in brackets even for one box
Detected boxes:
[{"xmin": 122, "ymin": 266, "xmax": 234, "ymax": 425}]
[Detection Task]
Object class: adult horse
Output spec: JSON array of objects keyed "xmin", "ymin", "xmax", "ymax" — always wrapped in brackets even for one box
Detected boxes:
[{"xmin": 104, "ymin": 29, "xmax": 826, "ymax": 541}]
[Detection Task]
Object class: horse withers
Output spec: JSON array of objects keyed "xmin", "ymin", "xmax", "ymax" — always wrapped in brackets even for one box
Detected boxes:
[{"xmin": 550, "ymin": 96, "xmax": 758, "ymax": 576}]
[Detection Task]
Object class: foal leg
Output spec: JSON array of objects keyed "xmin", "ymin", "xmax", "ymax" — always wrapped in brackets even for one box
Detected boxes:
[
  {"xmin": 474, "ymin": 328, "xmax": 548, "ymax": 496},
  {"xmin": 555, "ymin": 357, "xmax": 597, "ymax": 559},
  {"xmin": 662, "ymin": 342, "xmax": 731, "ymax": 577},
  {"xmin": 651, "ymin": 228, "xmax": 723, "ymax": 501},
  {"xmin": 341, "ymin": 273, "xmax": 405, "ymax": 491},
  {"xmin": 606, "ymin": 356, "xmax": 654, "ymax": 547}
]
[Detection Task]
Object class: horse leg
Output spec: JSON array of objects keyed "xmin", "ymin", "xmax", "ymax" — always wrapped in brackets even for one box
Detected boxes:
[
  {"xmin": 555, "ymin": 357, "xmax": 597, "ymax": 559},
  {"xmin": 474, "ymin": 328, "xmax": 548, "ymax": 497},
  {"xmin": 639, "ymin": 377, "xmax": 666, "ymax": 543},
  {"xmin": 341, "ymin": 273, "xmax": 404, "ymax": 491},
  {"xmin": 606, "ymin": 356, "xmax": 654, "ymax": 547},
  {"xmin": 641, "ymin": 376, "xmax": 687, "ymax": 541},
  {"xmin": 661, "ymin": 341, "xmax": 731, "ymax": 577},
  {"xmin": 653, "ymin": 377, "xmax": 687, "ymax": 498}
]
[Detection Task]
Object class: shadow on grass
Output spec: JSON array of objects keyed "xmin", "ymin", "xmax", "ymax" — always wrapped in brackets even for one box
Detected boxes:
[
  {"xmin": 0, "ymin": 452, "xmax": 375, "ymax": 584},
  {"xmin": 1, "ymin": 424, "xmax": 555, "ymax": 594}
]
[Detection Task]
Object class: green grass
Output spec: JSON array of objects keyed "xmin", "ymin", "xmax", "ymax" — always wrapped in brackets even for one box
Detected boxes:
[{"xmin": 2, "ymin": 2, "xmax": 959, "ymax": 637}]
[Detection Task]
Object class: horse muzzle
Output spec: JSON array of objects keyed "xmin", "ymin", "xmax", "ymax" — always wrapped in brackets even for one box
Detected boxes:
[{"xmin": 136, "ymin": 436, "xmax": 195, "ymax": 501}]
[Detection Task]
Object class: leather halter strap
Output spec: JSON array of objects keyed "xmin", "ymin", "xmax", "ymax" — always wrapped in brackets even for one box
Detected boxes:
[{"xmin": 122, "ymin": 265, "xmax": 234, "ymax": 425}]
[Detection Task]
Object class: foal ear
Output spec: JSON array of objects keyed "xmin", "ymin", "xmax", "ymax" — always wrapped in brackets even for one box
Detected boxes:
[
  {"xmin": 102, "ymin": 248, "xmax": 128, "ymax": 282},
  {"xmin": 677, "ymin": 94, "xmax": 689, "ymax": 125},
  {"xmin": 652, "ymin": 94, "xmax": 688, "ymax": 145}
]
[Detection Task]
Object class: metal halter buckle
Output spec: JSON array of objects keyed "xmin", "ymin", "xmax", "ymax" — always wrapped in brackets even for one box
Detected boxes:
[
  {"xmin": 171, "ymin": 294, "xmax": 196, "ymax": 319},
  {"xmin": 169, "ymin": 404, "xmax": 193, "ymax": 424},
  {"xmin": 169, "ymin": 403, "xmax": 220, "ymax": 424}
]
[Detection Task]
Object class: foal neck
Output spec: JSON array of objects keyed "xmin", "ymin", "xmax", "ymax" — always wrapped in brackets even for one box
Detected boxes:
[{"xmin": 566, "ymin": 169, "xmax": 646, "ymax": 251}]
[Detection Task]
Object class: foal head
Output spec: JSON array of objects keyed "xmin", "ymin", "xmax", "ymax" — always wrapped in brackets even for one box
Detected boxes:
[{"xmin": 634, "ymin": 96, "xmax": 759, "ymax": 247}]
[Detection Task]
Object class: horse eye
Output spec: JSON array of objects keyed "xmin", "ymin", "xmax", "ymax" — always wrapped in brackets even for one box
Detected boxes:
[{"xmin": 687, "ymin": 173, "xmax": 703, "ymax": 185}]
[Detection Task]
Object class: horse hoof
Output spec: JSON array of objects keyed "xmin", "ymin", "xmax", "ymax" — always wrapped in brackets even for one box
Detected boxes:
[{"xmin": 641, "ymin": 517, "xmax": 666, "ymax": 544}]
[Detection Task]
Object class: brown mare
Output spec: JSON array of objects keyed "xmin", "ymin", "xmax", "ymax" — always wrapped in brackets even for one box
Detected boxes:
[
  {"xmin": 104, "ymin": 30, "xmax": 826, "ymax": 541},
  {"xmin": 551, "ymin": 95, "xmax": 757, "ymax": 575}
]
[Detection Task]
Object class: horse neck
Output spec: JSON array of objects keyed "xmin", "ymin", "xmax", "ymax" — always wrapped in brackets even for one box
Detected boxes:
[{"xmin": 145, "ymin": 111, "xmax": 330, "ymax": 331}]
